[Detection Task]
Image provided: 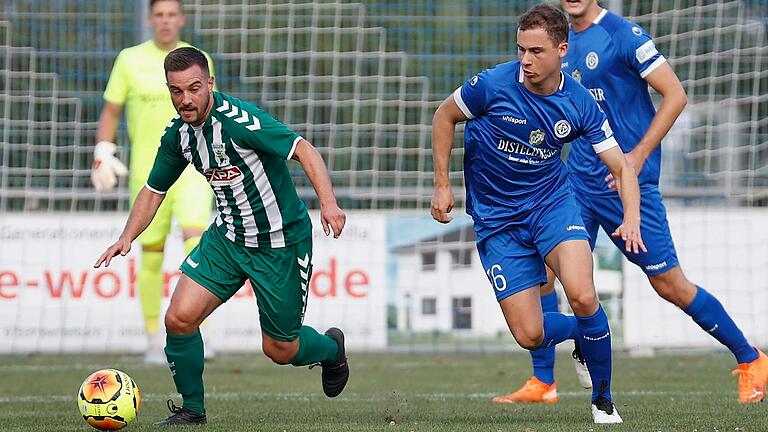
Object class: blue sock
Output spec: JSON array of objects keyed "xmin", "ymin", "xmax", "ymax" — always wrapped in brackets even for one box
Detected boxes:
[
  {"xmin": 538, "ymin": 312, "xmax": 578, "ymax": 351},
  {"xmin": 531, "ymin": 291, "xmax": 559, "ymax": 385},
  {"xmin": 683, "ymin": 286, "xmax": 757, "ymax": 364},
  {"xmin": 576, "ymin": 305, "xmax": 612, "ymax": 402}
]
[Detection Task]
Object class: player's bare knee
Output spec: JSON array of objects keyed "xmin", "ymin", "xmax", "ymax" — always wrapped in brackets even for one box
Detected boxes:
[
  {"xmin": 262, "ymin": 339, "xmax": 297, "ymax": 365},
  {"xmin": 567, "ymin": 290, "xmax": 598, "ymax": 315},
  {"xmin": 515, "ymin": 333, "xmax": 544, "ymax": 351},
  {"xmin": 511, "ymin": 326, "xmax": 544, "ymax": 351},
  {"xmin": 649, "ymin": 272, "xmax": 694, "ymax": 308},
  {"xmin": 164, "ymin": 311, "xmax": 198, "ymax": 335}
]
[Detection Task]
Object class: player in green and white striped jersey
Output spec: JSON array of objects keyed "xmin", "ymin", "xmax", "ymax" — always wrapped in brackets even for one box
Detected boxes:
[{"xmin": 95, "ymin": 47, "xmax": 349, "ymax": 426}]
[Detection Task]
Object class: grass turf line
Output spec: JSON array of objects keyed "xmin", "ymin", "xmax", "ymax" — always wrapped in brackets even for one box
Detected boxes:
[{"xmin": 0, "ymin": 352, "xmax": 763, "ymax": 431}]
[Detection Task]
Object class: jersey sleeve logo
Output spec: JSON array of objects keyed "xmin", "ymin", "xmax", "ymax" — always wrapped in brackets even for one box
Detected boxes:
[
  {"xmin": 470, "ymin": 75, "xmax": 479, "ymax": 86},
  {"xmin": 529, "ymin": 129, "xmax": 545, "ymax": 146},
  {"xmin": 216, "ymin": 99, "xmax": 262, "ymax": 131},
  {"xmin": 571, "ymin": 69, "xmax": 582, "ymax": 83},
  {"xmin": 554, "ymin": 120, "xmax": 572, "ymax": 139},
  {"xmin": 632, "ymin": 26, "xmax": 643, "ymax": 36},
  {"xmin": 586, "ymin": 52, "xmax": 599, "ymax": 70},
  {"xmin": 601, "ymin": 119, "xmax": 614, "ymax": 138},
  {"xmin": 635, "ymin": 40, "xmax": 659, "ymax": 64}
]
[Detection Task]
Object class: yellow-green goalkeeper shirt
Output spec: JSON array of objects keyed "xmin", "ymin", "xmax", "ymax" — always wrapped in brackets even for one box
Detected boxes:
[{"xmin": 103, "ymin": 40, "xmax": 215, "ymax": 186}]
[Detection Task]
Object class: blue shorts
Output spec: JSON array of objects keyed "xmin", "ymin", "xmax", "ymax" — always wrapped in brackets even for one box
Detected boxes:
[
  {"xmin": 476, "ymin": 194, "xmax": 591, "ymax": 302},
  {"xmin": 575, "ymin": 188, "xmax": 679, "ymax": 275}
]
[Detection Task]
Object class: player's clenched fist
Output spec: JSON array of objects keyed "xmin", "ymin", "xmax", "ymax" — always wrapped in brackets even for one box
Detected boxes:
[
  {"xmin": 430, "ymin": 185, "xmax": 454, "ymax": 224},
  {"xmin": 91, "ymin": 141, "xmax": 128, "ymax": 192}
]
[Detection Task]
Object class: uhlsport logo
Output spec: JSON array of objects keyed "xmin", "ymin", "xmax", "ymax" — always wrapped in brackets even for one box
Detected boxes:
[
  {"xmin": 645, "ymin": 261, "xmax": 668, "ymax": 271},
  {"xmin": 204, "ymin": 166, "xmax": 244, "ymax": 186},
  {"xmin": 586, "ymin": 51, "xmax": 599, "ymax": 70},
  {"xmin": 566, "ymin": 225, "xmax": 586, "ymax": 232},
  {"xmin": 554, "ymin": 120, "xmax": 572, "ymax": 139},
  {"xmin": 529, "ymin": 129, "xmax": 545, "ymax": 146}
]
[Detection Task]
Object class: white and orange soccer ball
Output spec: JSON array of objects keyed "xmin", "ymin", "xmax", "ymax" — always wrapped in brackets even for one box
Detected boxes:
[{"xmin": 77, "ymin": 369, "xmax": 141, "ymax": 431}]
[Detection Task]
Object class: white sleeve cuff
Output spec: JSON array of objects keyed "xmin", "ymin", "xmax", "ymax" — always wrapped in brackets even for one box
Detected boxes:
[
  {"xmin": 592, "ymin": 136, "xmax": 619, "ymax": 154},
  {"xmin": 640, "ymin": 56, "xmax": 666, "ymax": 79},
  {"xmin": 287, "ymin": 136, "xmax": 302, "ymax": 160},
  {"xmin": 145, "ymin": 183, "xmax": 167, "ymax": 195},
  {"xmin": 452, "ymin": 87, "xmax": 474, "ymax": 119}
]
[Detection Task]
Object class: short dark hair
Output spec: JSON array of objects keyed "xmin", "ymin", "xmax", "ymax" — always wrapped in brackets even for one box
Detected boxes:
[
  {"xmin": 518, "ymin": 4, "xmax": 569, "ymax": 46},
  {"xmin": 150, "ymin": 0, "xmax": 182, "ymax": 9},
  {"xmin": 164, "ymin": 47, "xmax": 209, "ymax": 77}
]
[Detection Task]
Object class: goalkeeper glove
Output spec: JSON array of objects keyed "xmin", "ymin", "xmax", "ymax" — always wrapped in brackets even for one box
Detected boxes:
[{"xmin": 91, "ymin": 141, "xmax": 128, "ymax": 192}]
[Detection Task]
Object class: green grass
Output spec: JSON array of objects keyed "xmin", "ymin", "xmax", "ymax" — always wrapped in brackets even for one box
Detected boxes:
[{"xmin": 0, "ymin": 352, "xmax": 765, "ymax": 431}]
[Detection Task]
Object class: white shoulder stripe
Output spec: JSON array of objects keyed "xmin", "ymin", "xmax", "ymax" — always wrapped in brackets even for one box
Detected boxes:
[
  {"xmin": 592, "ymin": 136, "xmax": 619, "ymax": 154},
  {"xmin": 145, "ymin": 183, "xmax": 167, "ymax": 195},
  {"xmin": 216, "ymin": 99, "xmax": 230, "ymax": 112},
  {"xmin": 287, "ymin": 136, "xmax": 302, "ymax": 160},
  {"xmin": 225, "ymin": 105, "xmax": 240, "ymax": 118},
  {"xmin": 452, "ymin": 87, "xmax": 474, "ymax": 119},
  {"xmin": 640, "ymin": 56, "xmax": 666, "ymax": 79},
  {"xmin": 234, "ymin": 110, "xmax": 250, "ymax": 124}
]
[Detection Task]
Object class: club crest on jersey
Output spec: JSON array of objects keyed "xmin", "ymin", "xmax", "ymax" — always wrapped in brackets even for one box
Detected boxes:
[
  {"xmin": 554, "ymin": 120, "xmax": 572, "ymax": 139},
  {"xmin": 586, "ymin": 52, "xmax": 599, "ymax": 70},
  {"xmin": 529, "ymin": 129, "xmax": 545, "ymax": 146},
  {"xmin": 204, "ymin": 166, "xmax": 243, "ymax": 186},
  {"xmin": 212, "ymin": 141, "xmax": 230, "ymax": 166},
  {"xmin": 571, "ymin": 69, "xmax": 582, "ymax": 83}
]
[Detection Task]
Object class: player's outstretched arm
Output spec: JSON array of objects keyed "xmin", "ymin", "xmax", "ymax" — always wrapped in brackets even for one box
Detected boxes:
[
  {"xmin": 430, "ymin": 95, "xmax": 468, "ymax": 224},
  {"xmin": 94, "ymin": 187, "xmax": 165, "ymax": 268},
  {"xmin": 605, "ymin": 63, "xmax": 687, "ymax": 190},
  {"xmin": 598, "ymin": 146, "xmax": 647, "ymax": 254},
  {"xmin": 92, "ymin": 102, "xmax": 128, "ymax": 192},
  {"xmin": 292, "ymin": 138, "xmax": 346, "ymax": 238}
]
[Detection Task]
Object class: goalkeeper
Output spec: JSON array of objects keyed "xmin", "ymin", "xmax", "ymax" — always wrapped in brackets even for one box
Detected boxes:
[{"xmin": 93, "ymin": 0, "xmax": 215, "ymax": 364}]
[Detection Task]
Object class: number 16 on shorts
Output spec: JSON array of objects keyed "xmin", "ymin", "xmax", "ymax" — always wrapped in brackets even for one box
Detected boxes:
[{"xmin": 486, "ymin": 264, "xmax": 507, "ymax": 292}]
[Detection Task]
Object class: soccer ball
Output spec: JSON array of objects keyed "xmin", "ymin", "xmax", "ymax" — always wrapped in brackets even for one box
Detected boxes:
[{"xmin": 77, "ymin": 369, "xmax": 141, "ymax": 431}]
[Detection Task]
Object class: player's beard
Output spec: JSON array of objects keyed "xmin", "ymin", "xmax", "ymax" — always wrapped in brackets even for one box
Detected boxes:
[{"xmin": 179, "ymin": 95, "xmax": 211, "ymax": 126}]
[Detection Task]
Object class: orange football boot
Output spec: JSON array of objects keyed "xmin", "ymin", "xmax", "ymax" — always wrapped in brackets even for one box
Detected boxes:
[
  {"xmin": 492, "ymin": 377, "xmax": 557, "ymax": 404},
  {"xmin": 732, "ymin": 348, "xmax": 768, "ymax": 403}
]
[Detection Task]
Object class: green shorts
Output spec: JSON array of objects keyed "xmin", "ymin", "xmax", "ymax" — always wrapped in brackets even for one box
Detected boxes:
[
  {"xmin": 180, "ymin": 225, "xmax": 313, "ymax": 342},
  {"xmin": 130, "ymin": 165, "xmax": 213, "ymax": 247}
]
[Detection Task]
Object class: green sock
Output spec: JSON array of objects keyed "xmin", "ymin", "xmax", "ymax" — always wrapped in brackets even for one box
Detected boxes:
[
  {"xmin": 290, "ymin": 326, "xmax": 339, "ymax": 366},
  {"xmin": 138, "ymin": 251, "xmax": 163, "ymax": 333},
  {"xmin": 165, "ymin": 331, "xmax": 206, "ymax": 414}
]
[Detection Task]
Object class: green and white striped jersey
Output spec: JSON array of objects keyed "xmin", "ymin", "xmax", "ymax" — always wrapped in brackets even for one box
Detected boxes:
[{"xmin": 147, "ymin": 92, "xmax": 311, "ymax": 248}]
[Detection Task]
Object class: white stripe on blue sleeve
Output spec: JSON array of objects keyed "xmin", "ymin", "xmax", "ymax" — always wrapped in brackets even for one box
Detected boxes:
[
  {"xmin": 452, "ymin": 87, "xmax": 475, "ymax": 119},
  {"xmin": 640, "ymin": 56, "xmax": 666, "ymax": 78},
  {"xmin": 592, "ymin": 136, "xmax": 619, "ymax": 154}
]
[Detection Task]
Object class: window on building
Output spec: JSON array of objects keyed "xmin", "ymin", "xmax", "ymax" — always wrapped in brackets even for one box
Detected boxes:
[
  {"xmin": 449, "ymin": 248, "xmax": 473, "ymax": 268},
  {"xmin": 452, "ymin": 297, "xmax": 472, "ymax": 329},
  {"xmin": 421, "ymin": 251, "xmax": 436, "ymax": 271},
  {"xmin": 422, "ymin": 297, "xmax": 436, "ymax": 315}
]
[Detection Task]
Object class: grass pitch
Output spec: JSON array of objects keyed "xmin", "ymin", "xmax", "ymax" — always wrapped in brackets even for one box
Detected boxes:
[{"xmin": 0, "ymin": 351, "xmax": 765, "ymax": 431}]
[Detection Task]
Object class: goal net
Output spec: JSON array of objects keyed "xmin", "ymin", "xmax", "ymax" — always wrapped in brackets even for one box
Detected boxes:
[{"xmin": 0, "ymin": 0, "xmax": 766, "ymax": 353}]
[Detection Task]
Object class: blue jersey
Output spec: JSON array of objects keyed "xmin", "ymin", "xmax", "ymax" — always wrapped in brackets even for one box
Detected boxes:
[
  {"xmin": 562, "ymin": 9, "xmax": 666, "ymax": 196},
  {"xmin": 454, "ymin": 61, "xmax": 618, "ymax": 230}
]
